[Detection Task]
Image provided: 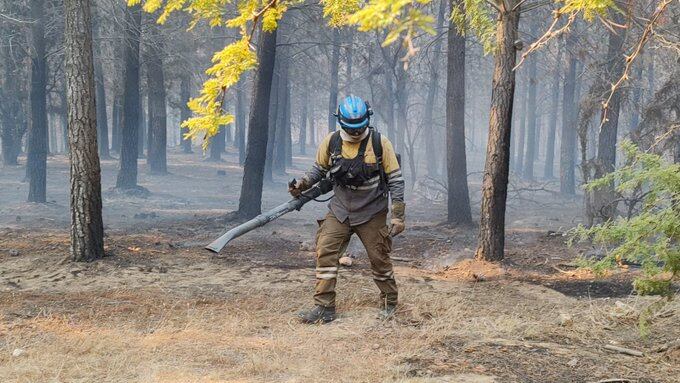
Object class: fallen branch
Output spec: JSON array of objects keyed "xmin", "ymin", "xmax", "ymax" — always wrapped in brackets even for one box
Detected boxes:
[
  {"xmin": 603, "ymin": 344, "xmax": 644, "ymax": 357},
  {"xmin": 391, "ymin": 256, "xmax": 416, "ymax": 262}
]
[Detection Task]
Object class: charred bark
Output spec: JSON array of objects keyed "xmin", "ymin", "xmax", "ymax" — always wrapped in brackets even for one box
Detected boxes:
[
  {"xmin": 237, "ymin": 27, "xmax": 278, "ymax": 218},
  {"xmin": 446, "ymin": 0, "xmax": 472, "ymax": 225},
  {"xmin": 64, "ymin": 0, "xmax": 105, "ymax": 261},
  {"xmin": 115, "ymin": 3, "xmax": 142, "ymax": 190},
  {"xmin": 145, "ymin": 21, "xmax": 167, "ymax": 174},
  {"xmin": 475, "ymin": 3, "xmax": 520, "ymax": 262},
  {"xmin": 27, "ymin": 0, "xmax": 48, "ymax": 203},
  {"xmin": 591, "ymin": 10, "xmax": 629, "ymax": 224}
]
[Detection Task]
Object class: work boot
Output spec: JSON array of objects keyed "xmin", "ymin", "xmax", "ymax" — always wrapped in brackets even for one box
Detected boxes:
[
  {"xmin": 298, "ymin": 305, "xmax": 336, "ymax": 324},
  {"xmin": 379, "ymin": 303, "xmax": 397, "ymax": 321}
]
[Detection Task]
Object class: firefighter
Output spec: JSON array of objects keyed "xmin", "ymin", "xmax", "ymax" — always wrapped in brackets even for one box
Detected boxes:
[{"xmin": 290, "ymin": 95, "xmax": 405, "ymax": 323}]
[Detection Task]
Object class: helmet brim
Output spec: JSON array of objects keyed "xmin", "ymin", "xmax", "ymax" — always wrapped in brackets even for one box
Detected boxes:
[{"xmin": 339, "ymin": 119, "xmax": 369, "ymax": 129}]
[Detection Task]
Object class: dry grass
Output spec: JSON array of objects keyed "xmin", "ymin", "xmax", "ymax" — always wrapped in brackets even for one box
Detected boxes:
[{"xmin": 1, "ymin": 256, "xmax": 679, "ymax": 383}]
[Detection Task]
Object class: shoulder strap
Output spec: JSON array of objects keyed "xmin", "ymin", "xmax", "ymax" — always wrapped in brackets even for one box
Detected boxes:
[
  {"xmin": 371, "ymin": 129, "xmax": 383, "ymax": 162},
  {"xmin": 357, "ymin": 134, "xmax": 370, "ymax": 157},
  {"xmin": 328, "ymin": 131, "xmax": 343, "ymax": 156}
]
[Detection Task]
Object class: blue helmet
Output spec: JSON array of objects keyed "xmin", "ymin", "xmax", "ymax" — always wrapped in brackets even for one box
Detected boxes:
[{"xmin": 337, "ymin": 95, "xmax": 371, "ymax": 130}]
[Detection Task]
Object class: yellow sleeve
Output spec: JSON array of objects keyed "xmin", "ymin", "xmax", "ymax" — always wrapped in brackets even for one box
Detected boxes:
[
  {"xmin": 380, "ymin": 136, "xmax": 400, "ymax": 174},
  {"xmin": 315, "ymin": 133, "xmax": 334, "ymax": 169}
]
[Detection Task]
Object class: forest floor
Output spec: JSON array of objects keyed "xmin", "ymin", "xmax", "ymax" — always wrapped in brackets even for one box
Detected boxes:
[{"xmin": 0, "ymin": 147, "xmax": 678, "ymax": 383}]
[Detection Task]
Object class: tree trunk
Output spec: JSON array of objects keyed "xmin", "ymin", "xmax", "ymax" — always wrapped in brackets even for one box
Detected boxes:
[
  {"xmin": 544, "ymin": 38, "xmax": 562, "ymax": 179},
  {"xmin": 210, "ymin": 126, "xmax": 225, "ymax": 161},
  {"xmin": 592, "ymin": 10, "xmax": 628, "ymax": 223},
  {"xmin": 559, "ymin": 34, "xmax": 577, "ymax": 195},
  {"xmin": 522, "ymin": 51, "xmax": 538, "ymax": 180},
  {"xmin": 235, "ymin": 76, "xmax": 246, "ymax": 164},
  {"xmin": 146, "ymin": 21, "xmax": 167, "ymax": 174},
  {"xmin": 237, "ymin": 27, "xmax": 278, "ymax": 218},
  {"xmin": 115, "ymin": 3, "xmax": 142, "ymax": 189},
  {"xmin": 446, "ymin": 0, "xmax": 472, "ymax": 225},
  {"xmin": 64, "ymin": 0, "xmax": 105, "ymax": 261},
  {"xmin": 327, "ymin": 28, "xmax": 340, "ymax": 133},
  {"xmin": 179, "ymin": 74, "xmax": 193, "ymax": 153},
  {"xmin": 27, "ymin": 0, "xmax": 48, "ymax": 203},
  {"xmin": 475, "ymin": 3, "xmax": 520, "ymax": 262}
]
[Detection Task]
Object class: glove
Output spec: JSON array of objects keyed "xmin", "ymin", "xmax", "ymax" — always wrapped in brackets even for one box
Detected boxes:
[
  {"xmin": 288, "ymin": 177, "xmax": 311, "ymax": 198},
  {"xmin": 389, "ymin": 201, "xmax": 405, "ymax": 237}
]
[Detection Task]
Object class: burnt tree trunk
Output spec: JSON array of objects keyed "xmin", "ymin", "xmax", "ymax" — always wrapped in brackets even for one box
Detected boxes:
[
  {"xmin": 591, "ymin": 10, "xmax": 628, "ymax": 223},
  {"xmin": 210, "ymin": 126, "xmax": 225, "ymax": 161},
  {"xmin": 446, "ymin": 0, "xmax": 472, "ymax": 225},
  {"xmin": 544, "ymin": 38, "xmax": 562, "ymax": 179},
  {"xmin": 179, "ymin": 74, "xmax": 193, "ymax": 153},
  {"xmin": 27, "ymin": 0, "xmax": 48, "ymax": 203},
  {"xmin": 475, "ymin": 3, "xmax": 520, "ymax": 262},
  {"xmin": 64, "ymin": 0, "xmax": 105, "ymax": 261},
  {"xmin": 146, "ymin": 21, "xmax": 167, "ymax": 174},
  {"xmin": 327, "ymin": 28, "xmax": 340, "ymax": 133},
  {"xmin": 559, "ymin": 34, "xmax": 577, "ymax": 195},
  {"xmin": 237, "ymin": 27, "xmax": 277, "ymax": 218},
  {"xmin": 115, "ymin": 3, "xmax": 142, "ymax": 189}
]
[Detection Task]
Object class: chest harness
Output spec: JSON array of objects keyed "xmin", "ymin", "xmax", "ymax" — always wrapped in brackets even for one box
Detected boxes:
[{"xmin": 328, "ymin": 128, "xmax": 388, "ymax": 194}]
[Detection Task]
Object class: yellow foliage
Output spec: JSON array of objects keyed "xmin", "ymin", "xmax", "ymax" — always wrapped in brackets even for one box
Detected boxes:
[
  {"xmin": 321, "ymin": 0, "xmax": 360, "ymax": 27},
  {"xmin": 128, "ymin": 0, "xmax": 616, "ymax": 145},
  {"xmin": 182, "ymin": 38, "xmax": 257, "ymax": 148},
  {"xmin": 560, "ymin": 0, "xmax": 616, "ymax": 21}
]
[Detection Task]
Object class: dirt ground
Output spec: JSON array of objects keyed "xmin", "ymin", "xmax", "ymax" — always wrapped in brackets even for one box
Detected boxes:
[{"xmin": 0, "ymin": 147, "xmax": 678, "ymax": 383}]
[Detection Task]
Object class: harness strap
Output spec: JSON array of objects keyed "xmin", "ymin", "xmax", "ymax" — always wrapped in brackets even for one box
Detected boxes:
[{"xmin": 357, "ymin": 133, "xmax": 370, "ymax": 158}]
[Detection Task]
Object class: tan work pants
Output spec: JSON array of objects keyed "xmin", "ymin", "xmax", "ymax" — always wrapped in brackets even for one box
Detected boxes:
[{"xmin": 314, "ymin": 210, "xmax": 398, "ymax": 307}]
